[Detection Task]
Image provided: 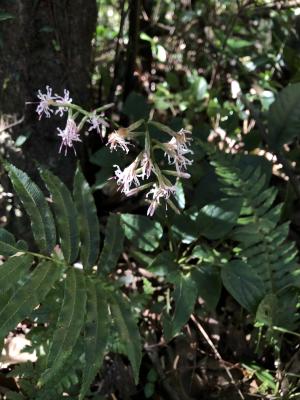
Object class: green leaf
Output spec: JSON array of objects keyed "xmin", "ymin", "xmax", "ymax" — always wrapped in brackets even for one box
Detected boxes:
[
  {"xmin": 39, "ymin": 168, "xmax": 79, "ymax": 264},
  {"xmin": 79, "ymin": 278, "xmax": 109, "ymax": 400},
  {"xmin": 0, "ymin": 254, "xmax": 33, "ymax": 293},
  {"xmin": 5, "ymin": 163, "xmax": 56, "ymax": 255},
  {"xmin": 121, "ymin": 214, "xmax": 163, "ymax": 252},
  {"xmin": 268, "ymin": 83, "xmax": 300, "ymax": 148},
  {"xmin": 221, "ymin": 260, "xmax": 265, "ymax": 312},
  {"xmin": 0, "ymin": 228, "xmax": 27, "ymax": 256},
  {"xmin": 191, "ymin": 266, "xmax": 221, "ymax": 311},
  {"xmin": 110, "ymin": 293, "xmax": 142, "ymax": 384},
  {"xmin": 123, "ymin": 92, "xmax": 151, "ymax": 120},
  {"xmin": 163, "ymin": 273, "xmax": 198, "ymax": 341},
  {"xmin": 40, "ymin": 268, "xmax": 87, "ymax": 386},
  {"xmin": 0, "ymin": 261, "xmax": 61, "ymax": 339},
  {"xmin": 0, "ymin": 13, "xmax": 14, "ymax": 21},
  {"xmin": 197, "ymin": 198, "xmax": 242, "ymax": 240},
  {"xmin": 148, "ymin": 251, "xmax": 178, "ymax": 277},
  {"xmin": 73, "ymin": 166, "xmax": 100, "ymax": 269},
  {"xmin": 98, "ymin": 214, "xmax": 124, "ymax": 274}
]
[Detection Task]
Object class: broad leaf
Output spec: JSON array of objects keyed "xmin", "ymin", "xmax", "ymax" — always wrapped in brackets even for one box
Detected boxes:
[
  {"xmin": 98, "ymin": 214, "xmax": 124, "ymax": 274},
  {"xmin": 73, "ymin": 166, "xmax": 100, "ymax": 269},
  {"xmin": 192, "ymin": 266, "xmax": 221, "ymax": 310},
  {"xmin": 121, "ymin": 214, "xmax": 163, "ymax": 252},
  {"xmin": 40, "ymin": 268, "xmax": 87, "ymax": 386},
  {"xmin": 268, "ymin": 83, "xmax": 300, "ymax": 148},
  {"xmin": 79, "ymin": 278, "xmax": 109, "ymax": 399},
  {"xmin": 163, "ymin": 273, "xmax": 198, "ymax": 341},
  {"xmin": 40, "ymin": 167, "xmax": 79, "ymax": 264},
  {"xmin": 197, "ymin": 198, "xmax": 242, "ymax": 240},
  {"xmin": 221, "ymin": 260, "xmax": 265, "ymax": 312},
  {"xmin": 110, "ymin": 293, "xmax": 142, "ymax": 384},
  {"xmin": 0, "ymin": 261, "xmax": 61, "ymax": 340},
  {"xmin": 5, "ymin": 163, "xmax": 56, "ymax": 254}
]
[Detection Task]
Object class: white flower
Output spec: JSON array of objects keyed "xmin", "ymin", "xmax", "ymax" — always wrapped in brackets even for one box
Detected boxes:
[
  {"xmin": 36, "ymin": 85, "xmax": 55, "ymax": 119},
  {"xmin": 114, "ymin": 159, "xmax": 140, "ymax": 193},
  {"xmin": 57, "ymin": 118, "xmax": 82, "ymax": 155},
  {"xmin": 163, "ymin": 139, "xmax": 193, "ymax": 173},
  {"xmin": 146, "ymin": 181, "xmax": 176, "ymax": 216},
  {"xmin": 139, "ymin": 150, "xmax": 154, "ymax": 180},
  {"xmin": 55, "ymin": 89, "xmax": 73, "ymax": 117},
  {"xmin": 88, "ymin": 112, "xmax": 109, "ymax": 135},
  {"xmin": 107, "ymin": 129, "xmax": 132, "ymax": 153}
]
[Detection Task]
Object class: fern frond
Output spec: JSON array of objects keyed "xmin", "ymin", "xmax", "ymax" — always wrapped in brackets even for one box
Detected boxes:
[
  {"xmin": 0, "ymin": 254, "xmax": 33, "ymax": 293},
  {"xmin": 4, "ymin": 163, "xmax": 56, "ymax": 255},
  {"xmin": 0, "ymin": 228, "xmax": 28, "ymax": 256},
  {"xmin": 73, "ymin": 166, "xmax": 100, "ymax": 269},
  {"xmin": 39, "ymin": 167, "xmax": 79, "ymax": 264}
]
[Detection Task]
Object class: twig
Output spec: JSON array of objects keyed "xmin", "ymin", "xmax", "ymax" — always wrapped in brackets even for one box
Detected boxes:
[
  {"xmin": 0, "ymin": 116, "xmax": 25, "ymax": 135},
  {"xmin": 241, "ymin": 95, "xmax": 300, "ymax": 199},
  {"xmin": 191, "ymin": 314, "xmax": 245, "ymax": 400}
]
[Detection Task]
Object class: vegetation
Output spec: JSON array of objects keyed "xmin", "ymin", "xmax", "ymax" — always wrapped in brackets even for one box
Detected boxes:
[{"xmin": 1, "ymin": 0, "xmax": 300, "ymax": 399}]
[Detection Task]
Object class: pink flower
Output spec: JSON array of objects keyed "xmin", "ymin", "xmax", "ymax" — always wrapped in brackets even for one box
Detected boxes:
[
  {"xmin": 114, "ymin": 159, "xmax": 140, "ymax": 193},
  {"xmin": 36, "ymin": 86, "xmax": 55, "ymax": 119},
  {"xmin": 57, "ymin": 119, "xmax": 82, "ymax": 155},
  {"xmin": 140, "ymin": 150, "xmax": 154, "ymax": 180},
  {"xmin": 88, "ymin": 112, "xmax": 109, "ymax": 135},
  {"xmin": 146, "ymin": 181, "xmax": 176, "ymax": 216},
  {"xmin": 55, "ymin": 89, "xmax": 73, "ymax": 117},
  {"xmin": 163, "ymin": 139, "xmax": 193, "ymax": 173},
  {"xmin": 107, "ymin": 129, "xmax": 132, "ymax": 153}
]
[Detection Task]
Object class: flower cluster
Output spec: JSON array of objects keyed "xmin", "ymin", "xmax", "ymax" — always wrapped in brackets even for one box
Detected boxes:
[
  {"xmin": 36, "ymin": 86, "xmax": 109, "ymax": 154},
  {"xmin": 110, "ymin": 124, "xmax": 193, "ymax": 216}
]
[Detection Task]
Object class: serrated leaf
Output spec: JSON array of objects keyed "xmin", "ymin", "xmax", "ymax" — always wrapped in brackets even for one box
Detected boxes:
[
  {"xmin": 121, "ymin": 214, "xmax": 163, "ymax": 252},
  {"xmin": 98, "ymin": 214, "xmax": 124, "ymax": 275},
  {"xmin": 73, "ymin": 166, "xmax": 100, "ymax": 269},
  {"xmin": 221, "ymin": 260, "xmax": 265, "ymax": 312},
  {"xmin": 5, "ymin": 163, "xmax": 56, "ymax": 254},
  {"xmin": 268, "ymin": 83, "xmax": 300, "ymax": 148},
  {"xmin": 163, "ymin": 273, "xmax": 198, "ymax": 341},
  {"xmin": 79, "ymin": 278, "xmax": 109, "ymax": 399},
  {"xmin": 0, "ymin": 254, "xmax": 33, "ymax": 293},
  {"xmin": 110, "ymin": 293, "xmax": 142, "ymax": 384},
  {"xmin": 39, "ymin": 167, "xmax": 79, "ymax": 264},
  {"xmin": 0, "ymin": 261, "xmax": 61, "ymax": 340},
  {"xmin": 40, "ymin": 268, "xmax": 87, "ymax": 386},
  {"xmin": 0, "ymin": 228, "xmax": 27, "ymax": 256}
]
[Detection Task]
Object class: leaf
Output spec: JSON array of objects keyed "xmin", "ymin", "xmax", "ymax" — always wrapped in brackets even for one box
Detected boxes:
[
  {"xmin": 123, "ymin": 92, "xmax": 151, "ymax": 120},
  {"xmin": 268, "ymin": 83, "xmax": 300, "ymax": 148},
  {"xmin": 0, "ymin": 13, "xmax": 14, "ymax": 21},
  {"xmin": 221, "ymin": 260, "xmax": 265, "ymax": 313},
  {"xmin": 73, "ymin": 166, "xmax": 100, "ymax": 269},
  {"xmin": 110, "ymin": 293, "xmax": 142, "ymax": 384},
  {"xmin": 163, "ymin": 273, "xmax": 198, "ymax": 341},
  {"xmin": 79, "ymin": 278, "xmax": 109, "ymax": 399},
  {"xmin": 40, "ymin": 268, "xmax": 87, "ymax": 386},
  {"xmin": 197, "ymin": 198, "xmax": 242, "ymax": 240},
  {"xmin": 191, "ymin": 266, "xmax": 221, "ymax": 311},
  {"xmin": 0, "ymin": 254, "xmax": 33, "ymax": 293},
  {"xmin": 98, "ymin": 214, "xmax": 124, "ymax": 274},
  {"xmin": 0, "ymin": 228, "xmax": 27, "ymax": 256},
  {"xmin": 5, "ymin": 163, "xmax": 56, "ymax": 254},
  {"xmin": 121, "ymin": 214, "xmax": 163, "ymax": 252},
  {"xmin": 39, "ymin": 167, "xmax": 79, "ymax": 264},
  {"xmin": 0, "ymin": 261, "xmax": 61, "ymax": 340},
  {"xmin": 148, "ymin": 251, "xmax": 178, "ymax": 277}
]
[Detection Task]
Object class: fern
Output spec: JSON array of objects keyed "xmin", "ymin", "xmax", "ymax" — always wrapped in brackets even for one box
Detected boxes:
[
  {"xmin": 211, "ymin": 151, "xmax": 300, "ymax": 329},
  {"xmin": 0, "ymin": 161, "xmax": 142, "ymax": 399}
]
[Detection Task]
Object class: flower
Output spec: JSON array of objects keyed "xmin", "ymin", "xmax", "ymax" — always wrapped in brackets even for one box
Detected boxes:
[
  {"xmin": 36, "ymin": 85, "xmax": 55, "ymax": 119},
  {"xmin": 140, "ymin": 150, "xmax": 154, "ymax": 180},
  {"xmin": 57, "ymin": 118, "xmax": 82, "ymax": 155},
  {"xmin": 146, "ymin": 180, "xmax": 176, "ymax": 216},
  {"xmin": 55, "ymin": 89, "xmax": 73, "ymax": 117},
  {"xmin": 114, "ymin": 158, "xmax": 140, "ymax": 193},
  {"xmin": 107, "ymin": 129, "xmax": 132, "ymax": 153},
  {"xmin": 163, "ymin": 139, "xmax": 193, "ymax": 173},
  {"xmin": 88, "ymin": 112, "xmax": 109, "ymax": 135}
]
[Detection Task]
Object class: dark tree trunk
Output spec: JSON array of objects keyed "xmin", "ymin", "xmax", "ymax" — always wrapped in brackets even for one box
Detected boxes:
[
  {"xmin": 0, "ymin": 0, "xmax": 97, "ymax": 185},
  {"xmin": 0, "ymin": 0, "xmax": 97, "ymax": 238}
]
